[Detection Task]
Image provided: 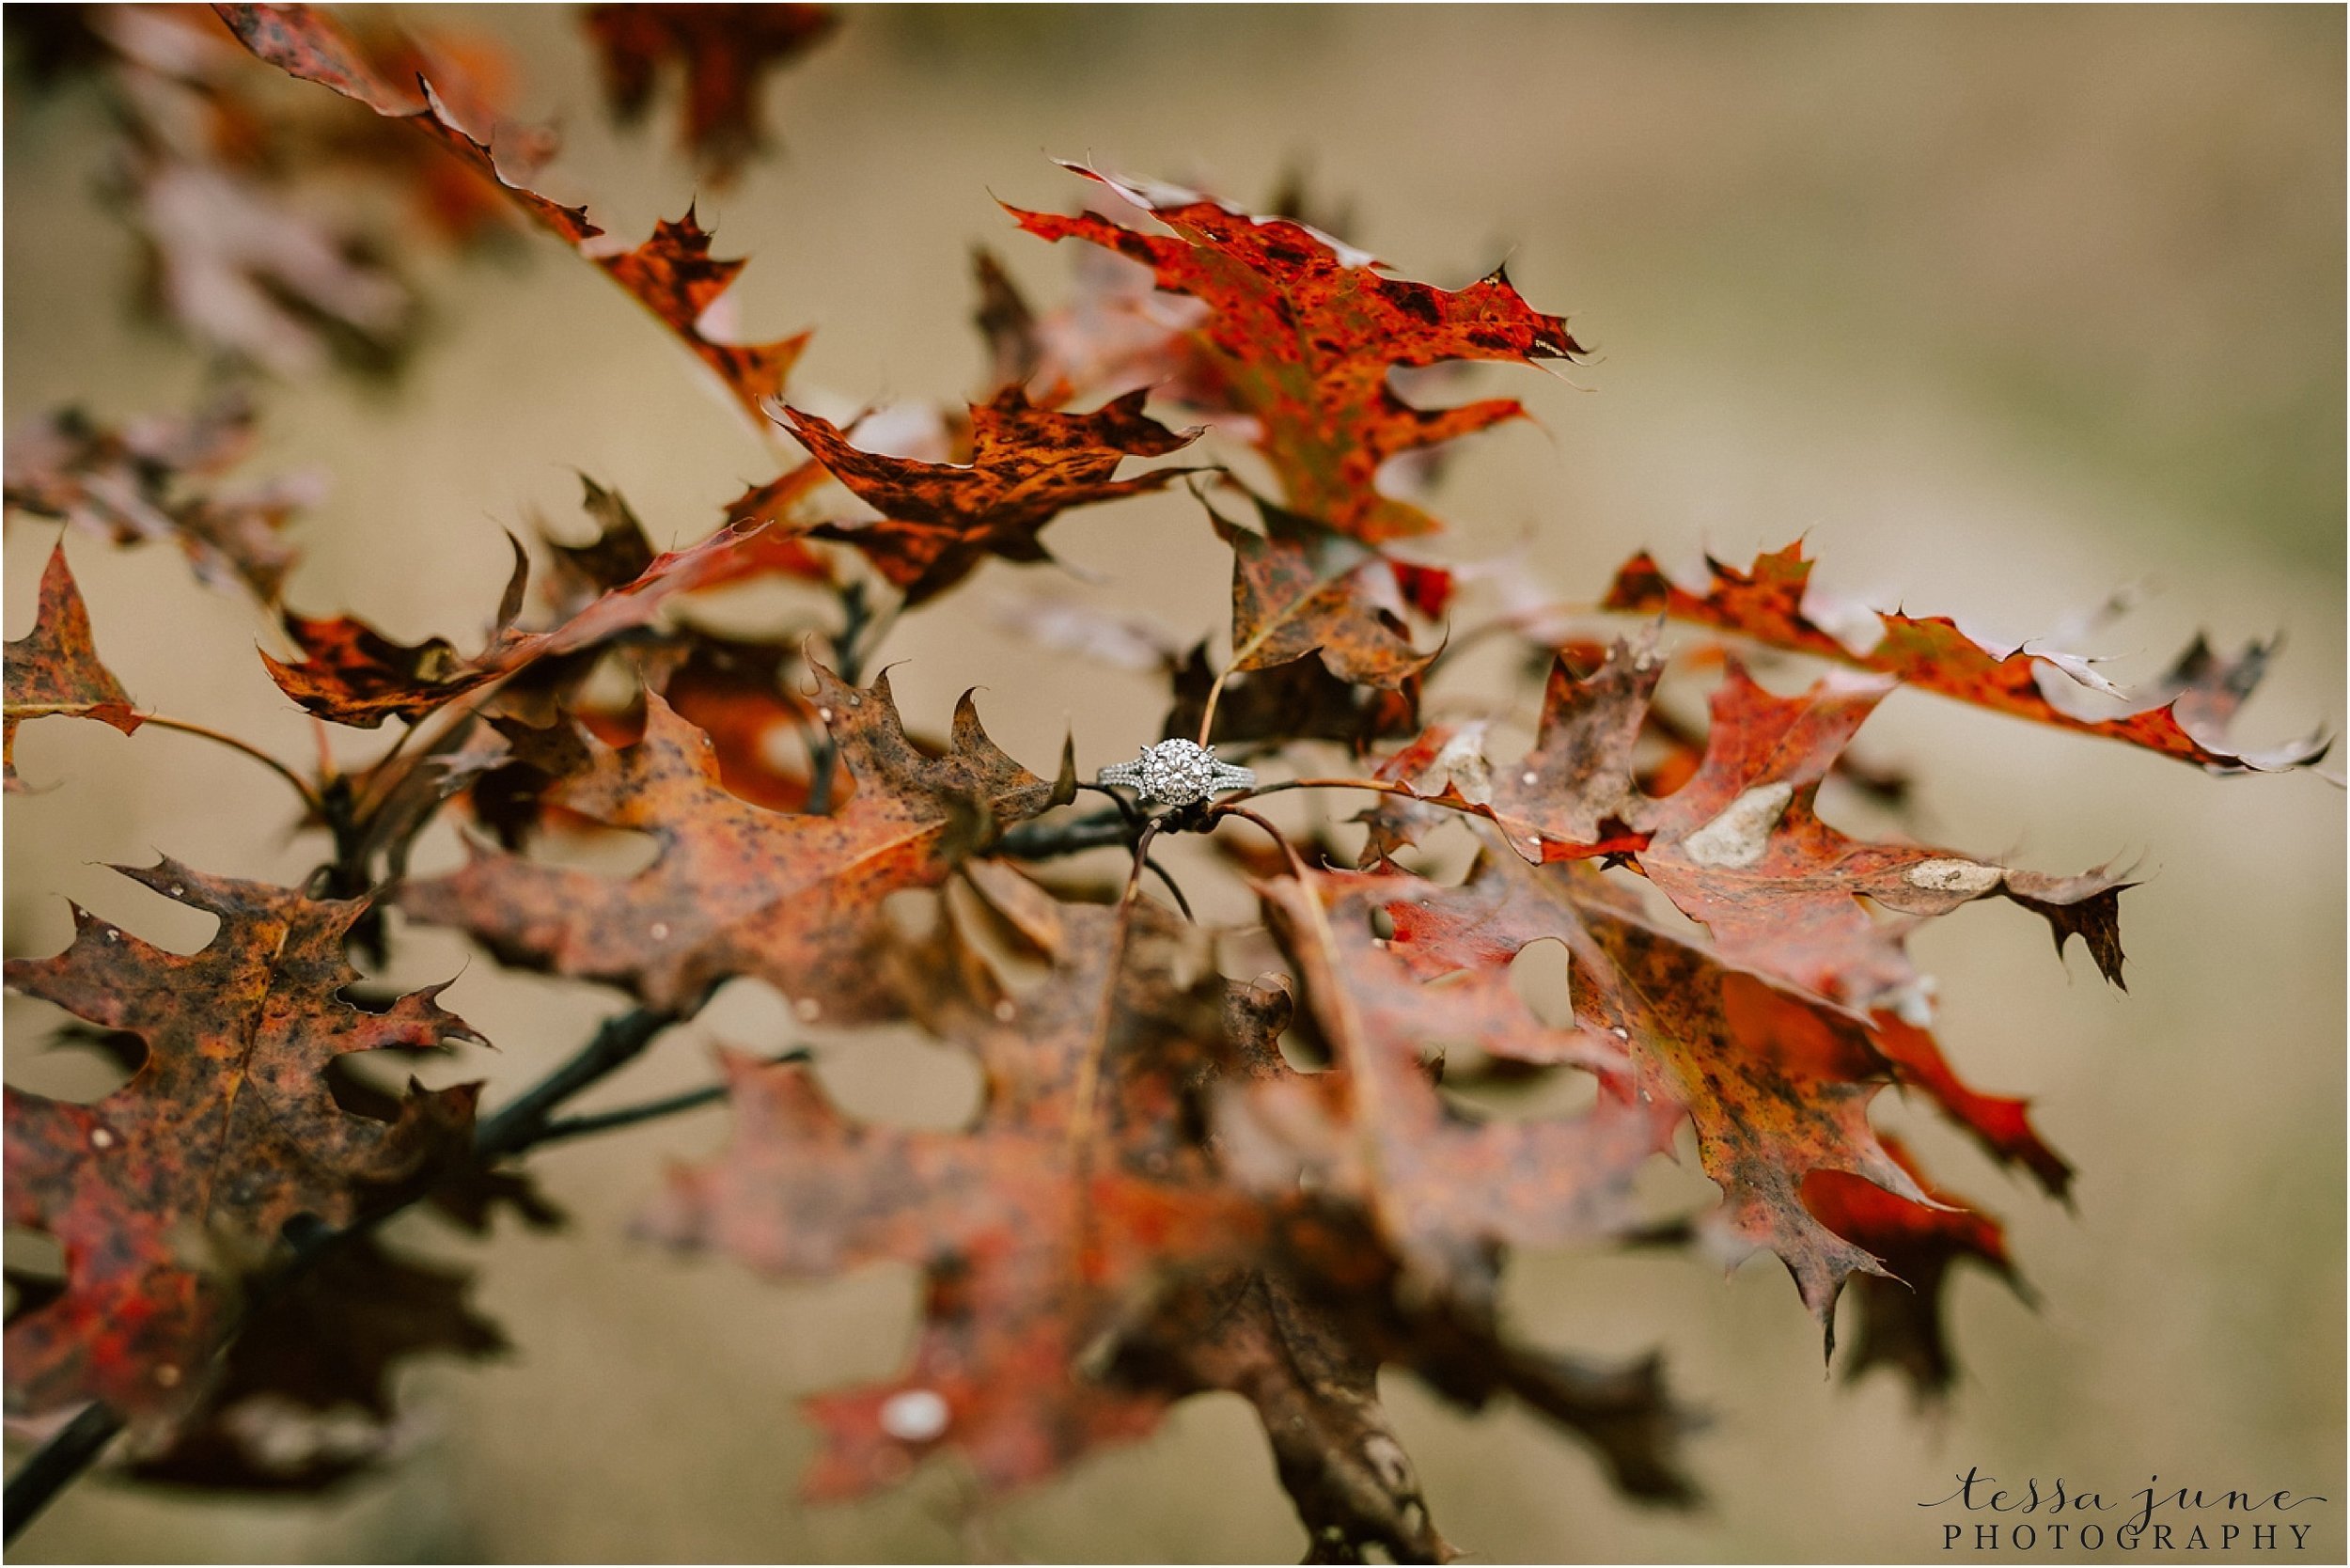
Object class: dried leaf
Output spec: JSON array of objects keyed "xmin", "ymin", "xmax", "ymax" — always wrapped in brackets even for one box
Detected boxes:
[
  {"xmin": 399, "ymin": 668, "xmax": 1055, "ymax": 1018},
  {"xmin": 1604, "ymin": 542, "xmax": 2329, "ymax": 772},
  {"xmin": 6, "ymin": 862, "xmax": 481, "ymax": 1429},
  {"xmin": 788, "ymin": 388, "xmax": 1203, "ymax": 605},
  {"xmin": 584, "ymin": 4, "xmax": 836, "ymax": 186},
  {"xmin": 636, "ymin": 863, "xmax": 1253, "ymax": 1497},
  {"xmin": 4, "ymin": 391, "xmax": 314, "ymax": 603},
  {"xmin": 5, "ymin": 546, "xmax": 143, "ymax": 790},
  {"xmin": 1010, "ymin": 164, "xmax": 1580, "ymax": 542},
  {"xmin": 1215, "ymin": 493, "xmax": 1434, "ymax": 692}
]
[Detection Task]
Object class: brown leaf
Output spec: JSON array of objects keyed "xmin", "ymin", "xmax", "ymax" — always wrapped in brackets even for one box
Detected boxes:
[
  {"xmin": 1114, "ymin": 1268, "xmax": 1453, "ymax": 1565},
  {"xmin": 5, "ymin": 545, "xmax": 143, "ymax": 791},
  {"xmin": 1225, "ymin": 867, "xmax": 1682, "ymax": 1306},
  {"xmin": 1363, "ymin": 855, "xmax": 1931, "ymax": 1335},
  {"xmin": 4, "ymin": 391, "xmax": 313, "ymax": 603},
  {"xmin": 1805, "ymin": 1137, "xmax": 2025, "ymax": 1403},
  {"xmin": 6, "ymin": 861, "xmax": 481, "ymax": 1429},
  {"xmin": 1633, "ymin": 660, "xmax": 2133, "ymax": 1010},
  {"xmin": 1166, "ymin": 642, "xmax": 1420, "ymax": 754},
  {"xmin": 595, "ymin": 209, "xmax": 812, "ymax": 424},
  {"xmin": 1604, "ymin": 541, "xmax": 2328, "ymax": 772},
  {"xmin": 1216, "ymin": 494, "xmax": 1434, "ymax": 693},
  {"xmin": 399, "ymin": 667, "xmax": 1055, "ymax": 1018},
  {"xmin": 583, "ymin": 4, "xmax": 836, "ymax": 187},
  {"xmin": 126, "ymin": 1236, "xmax": 506, "ymax": 1490},
  {"xmin": 636, "ymin": 863, "xmax": 1255, "ymax": 1497},
  {"xmin": 788, "ymin": 388, "xmax": 1203, "ymax": 605},
  {"xmin": 262, "ymin": 506, "xmax": 807, "ymax": 728},
  {"xmin": 1010, "ymin": 165, "xmax": 1581, "ymax": 542},
  {"xmin": 214, "ymin": 6, "xmax": 814, "ymax": 425}
]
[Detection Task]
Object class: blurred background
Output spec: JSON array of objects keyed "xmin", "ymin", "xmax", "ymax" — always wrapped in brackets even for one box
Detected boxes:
[{"xmin": 5, "ymin": 5, "xmax": 2342, "ymax": 1561}]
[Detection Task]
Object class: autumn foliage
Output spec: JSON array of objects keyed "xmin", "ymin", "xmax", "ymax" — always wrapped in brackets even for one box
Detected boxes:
[{"xmin": 2, "ymin": 6, "xmax": 2331, "ymax": 1560}]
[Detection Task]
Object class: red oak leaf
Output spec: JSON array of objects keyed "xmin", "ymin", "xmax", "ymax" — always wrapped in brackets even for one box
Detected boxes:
[
  {"xmin": 1353, "ymin": 854, "xmax": 1934, "ymax": 1335},
  {"xmin": 1805, "ymin": 1137, "xmax": 2025, "ymax": 1402},
  {"xmin": 1222, "ymin": 868, "xmax": 1684, "ymax": 1304},
  {"xmin": 785, "ymin": 388, "xmax": 1203, "ymax": 604},
  {"xmin": 5, "ymin": 546, "xmax": 143, "ymax": 791},
  {"xmin": 1008, "ymin": 165, "xmax": 1581, "ymax": 542},
  {"xmin": 262, "ymin": 506, "xmax": 805, "ymax": 728},
  {"xmin": 1214, "ymin": 493, "xmax": 1435, "ymax": 694},
  {"xmin": 5, "ymin": 861, "xmax": 480, "ymax": 1429},
  {"xmin": 1633, "ymin": 659, "xmax": 2131, "ymax": 1011},
  {"xmin": 213, "ymin": 6, "xmax": 809, "ymax": 426},
  {"xmin": 399, "ymin": 667, "xmax": 1058, "ymax": 1018},
  {"xmin": 636, "ymin": 862, "xmax": 1256, "ymax": 1497},
  {"xmin": 4, "ymin": 391, "xmax": 315, "ymax": 603},
  {"xmin": 584, "ymin": 4, "xmax": 836, "ymax": 187},
  {"xmin": 1604, "ymin": 541, "xmax": 2328, "ymax": 773},
  {"xmin": 124, "ymin": 1236, "xmax": 506, "ymax": 1490}
]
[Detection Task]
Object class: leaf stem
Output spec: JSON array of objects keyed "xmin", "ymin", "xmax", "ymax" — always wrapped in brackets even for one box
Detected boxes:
[
  {"xmin": 135, "ymin": 713, "xmax": 322, "ymax": 814},
  {"xmin": 1193, "ymin": 666, "xmax": 1234, "ymax": 746}
]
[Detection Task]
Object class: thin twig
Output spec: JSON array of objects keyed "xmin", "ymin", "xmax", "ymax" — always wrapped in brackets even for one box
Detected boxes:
[
  {"xmin": 474, "ymin": 1005, "xmax": 687, "ymax": 1160},
  {"xmin": 1142, "ymin": 856, "xmax": 1194, "ymax": 920},
  {"xmin": 134, "ymin": 714, "xmax": 321, "ymax": 814},
  {"xmin": 998, "ymin": 806, "xmax": 1141, "ymax": 860},
  {"xmin": 0, "ymin": 1000, "xmax": 697, "ymax": 1538},
  {"xmin": 532, "ymin": 1053, "xmax": 805, "ymax": 1147},
  {"xmin": 3, "ymin": 1403, "xmax": 125, "ymax": 1544}
]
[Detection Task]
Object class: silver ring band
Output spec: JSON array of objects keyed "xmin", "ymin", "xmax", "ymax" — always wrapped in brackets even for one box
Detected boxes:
[{"xmin": 1094, "ymin": 740, "xmax": 1257, "ymax": 805}]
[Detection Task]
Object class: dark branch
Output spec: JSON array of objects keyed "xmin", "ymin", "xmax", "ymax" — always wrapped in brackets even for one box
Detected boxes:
[
  {"xmin": 3, "ymin": 1403, "xmax": 124, "ymax": 1544},
  {"xmin": 3, "ymin": 999, "xmax": 698, "ymax": 1537},
  {"xmin": 998, "ymin": 805, "xmax": 1139, "ymax": 860}
]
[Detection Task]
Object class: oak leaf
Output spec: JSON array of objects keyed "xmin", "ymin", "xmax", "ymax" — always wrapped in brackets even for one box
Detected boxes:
[
  {"xmin": 5, "ymin": 546, "xmax": 143, "ymax": 791},
  {"xmin": 1604, "ymin": 541, "xmax": 2328, "ymax": 773},
  {"xmin": 636, "ymin": 862, "xmax": 1256, "ymax": 1497},
  {"xmin": 4, "ymin": 392, "xmax": 315, "ymax": 603},
  {"xmin": 262, "ymin": 506, "xmax": 805, "ymax": 728},
  {"xmin": 5, "ymin": 861, "xmax": 481, "ymax": 1429},
  {"xmin": 399, "ymin": 667, "xmax": 1057, "ymax": 1018},
  {"xmin": 125, "ymin": 1236, "xmax": 506, "ymax": 1489},
  {"xmin": 1805, "ymin": 1137, "xmax": 2025, "ymax": 1402},
  {"xmin": 1009, "ymin": 165, "xmax": 1581, "ymax": 542},
  {"xmin": 785, "ymin": 388, "xmax": 1203, "ymax": 605},
  {"xmin": 214, "ymin": 6, "xmax": 810, "ymax": 425},
  {"xmin": 1214, "ymin": 493, "xmax": 1435, "ymax": 693},
  {"xmin": 583, "ymin": 4, "xmax": 836, "ymax": 187}
]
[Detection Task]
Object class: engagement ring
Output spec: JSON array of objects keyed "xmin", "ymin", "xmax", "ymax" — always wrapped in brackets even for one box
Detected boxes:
[{"xmin": 1096, "ymin": 739, "xmax": 1257, "ymax": 806}]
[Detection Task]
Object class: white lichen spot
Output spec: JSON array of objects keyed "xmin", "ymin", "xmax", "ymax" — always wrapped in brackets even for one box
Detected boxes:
[
  {"xmin": 104, "ymin": 928, "xmax": 120, "ymax": 943},
  {"xmin": 1610, "ymin": 1026, "xmax": 1630, "ymax": 1041},
  {"xmin": 1521, "ymin": 771, "xmax": 1539, "ymax": 786},
  {"xmin": 89, "ymin": 1126, "xmax": 117, "ymax": 1150},
  {"xmin": 1904, "ymin": 857, "xmax": 2005, "ymax": 897},
  {"xmin": 879, "ymin": 1388, "xmax": 950, "ymax": 1443},
  {"xmin": 649, "ymin": 921, "xmax": 671, "ymax": 941},
  {"xmin": 1526, "ymin": 836, "xmax": 1543, "ymax": 850},
  {"xmin": 992, "ymin": 998, "xmax": 1016, "ymax": 1024},
  {"xmin": 847, "ymin": 694, "xmax": 862, "ymax": 707},
  {"xmin": 1887, "ymin": 976, "xmax": 1940, "ymax": 1028},
  {"xmin": 168, "ymin": 885, "xmax": 185, "ymax": 897},
  {"xmin": 793, "ymin": 997, "xmax": 822, "ymax": 1023},
  {"xmin": 817, "ymin": 707, "xmax": 834, "ymax": 724},
  {"xmin": 1680, "ymin": 781, "xmax": 1794, "ymax": 869}
]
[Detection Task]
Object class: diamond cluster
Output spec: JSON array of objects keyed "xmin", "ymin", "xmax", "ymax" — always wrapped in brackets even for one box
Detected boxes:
[{"xmin": 1134, "ymin": 739, "xmax": 1220, "ymax": 805}]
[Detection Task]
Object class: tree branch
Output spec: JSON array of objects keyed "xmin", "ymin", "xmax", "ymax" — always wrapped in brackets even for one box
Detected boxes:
[
  {"xmin": 2, "ymin": 999, "xmax": 698, "ymax": 1539},
  {"xmin": 3, "ymin": 1403, "xmax": 125, "ymax": 1544}
]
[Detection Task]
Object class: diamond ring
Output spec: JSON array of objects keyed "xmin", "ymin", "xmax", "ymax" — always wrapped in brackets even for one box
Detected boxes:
[{"xmin": 1096, "ymin": 739, "xmax": 1257, "ymax": 806}]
